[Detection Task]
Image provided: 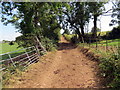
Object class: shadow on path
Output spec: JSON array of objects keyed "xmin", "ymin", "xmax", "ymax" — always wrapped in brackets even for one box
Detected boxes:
[{"xmin": 58, "ymin": 42, "xmax": 77, "ymax": 51}]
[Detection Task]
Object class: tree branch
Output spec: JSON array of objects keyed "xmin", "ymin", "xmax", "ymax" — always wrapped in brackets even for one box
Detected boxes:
[{"xmin": 102, "ymin": 9, "xmax": 113, "ymax": 15}]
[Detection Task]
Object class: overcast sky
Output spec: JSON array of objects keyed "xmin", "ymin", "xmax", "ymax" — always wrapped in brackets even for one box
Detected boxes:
[{"xmin": 0, "ymin": 1, "xmax": 119, "ymax": 41}]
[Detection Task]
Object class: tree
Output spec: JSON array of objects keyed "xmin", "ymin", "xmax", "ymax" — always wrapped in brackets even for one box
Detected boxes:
[
  {"xmin": 109, "ymin": 1, "xmax": 120, "ymax": 26},
  {"xmin": 2, "ymin": 40, "xmax": 10, "ymax": 43},
  {"xmin": 9, "ymin": 41, "xmax": 14, "ymax": 45},
  {"xmin": 88, "ymin": 2, "xmax": 105, "ymax": 37},
  {"xmin": 1, "ymin": 2, "xmax": 63, "ymax": 51},
  {"xmin": 62, "ymin": 2, "xmax": 91, "ymax": 42},
  {"xmin": 63, "ymin": 29, "xmax": 70, "ymax": 35},
  {"xmin": 91, "ymin": 27, "xmax": 101, "ymax": 33},
  {"xmin": 107, "ymin": 26, "xmax": 120, "ymax": 39}
]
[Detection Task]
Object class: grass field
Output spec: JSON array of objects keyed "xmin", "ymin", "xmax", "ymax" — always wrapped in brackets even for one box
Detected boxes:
[
  {"xmin": 0, "ymin": 43, "xmax": 23, "ymax": 54},
  {"xmin": 88, "ymin": 31, "xmax": 110, "ymax": 36},
  {"xmin": 91, "ymin": 39, "xmax": 120, "ymax": 46},
  {"xmin": 0, "ymin": 43, "xmax": 26, "ymax": 60},
  {"xmin": 63, "ymin": 34, "xmax": 76, "ymax": 41},
  {"xmin": 97, "ymin": 31, "xmax": 110, "ymax": 36}
]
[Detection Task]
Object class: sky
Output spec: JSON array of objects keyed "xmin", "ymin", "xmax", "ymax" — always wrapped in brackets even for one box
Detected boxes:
[
  {"xmin": 0, "ymin": 22, "xmax": 22, "ymax": 41},
  {"xmin": 0, "ymin": 1, "xmax": 119, "ymax": 41}
]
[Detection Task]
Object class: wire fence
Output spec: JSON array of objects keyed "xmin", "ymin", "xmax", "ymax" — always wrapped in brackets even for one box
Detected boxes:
[
  {"xmin": 0, "ymin": 46, "xmax": 41, "ymax": 75},
  {"xmin": 79, "ymin": 37, "xmax": 120, "ymax": 56}
]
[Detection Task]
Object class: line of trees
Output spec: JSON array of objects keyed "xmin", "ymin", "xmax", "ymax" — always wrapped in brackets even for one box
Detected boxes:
[{"xmin": 1, "ymin": 1, "xmax": 120, "ymax": 50}]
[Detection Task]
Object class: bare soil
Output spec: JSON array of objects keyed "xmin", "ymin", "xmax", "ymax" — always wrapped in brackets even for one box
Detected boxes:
[{"xmin": 10, "ymin": 37, "xmax": 105, "ymax": 88}]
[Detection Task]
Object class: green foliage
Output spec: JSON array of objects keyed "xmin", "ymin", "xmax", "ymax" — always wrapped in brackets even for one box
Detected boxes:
[
  {"xmin": 99, "ymin": 52, "xmax": 120, "ymax": 88},
  {"xmin": 78, "ymin": 39, "xmax": 120, "ymax": 88},
  {"xmin": 63, "ymin": 29, "xmax": 70, "ymax": 35},
  {"xmin": 63, "ymin": 34, "xmax": 73, "ymax": 41},
  {"xmin": 88, "ymin": 2, "xmax": 105, "ymax": 16},
  {"xmin": 2, "ymin": 64, "xmax": 25, "ymax": 87},
  {"xmin": 2, "ymin": 40, "xmax": 10, "ymax": 43},
  {"xmin": 71, "ymin": 36, "xmax": 79, "ymax": 44},
  {"xmin": 15, "ymin": 34, "xmax": 34, "ymax": 48},
  {"xmin": 88, "ymin": 2, "xmax": 106, "ymax": 37},
  {"xmin": 41, "ymin": 37, "xmax": 57, "ymax": 51},
  {"xmin": 62, "ymin": 2, "xmax": 91, "ymax": 37},
  {"xmin": 1, "ymin": 2, "xmax": 63, "ymax": 51},
  {"xmin": 107, "ymin": 26, "xmax": 120, "ymax": 39},
  {"xmin": 15, "ymin": 34, "xmax": 57, "ymax": 52},
  {"xmin": 43, "ymin": 27, "xmax": 61, "ymax": 42},
  {"xmin": 110, "ymin": 1, "xmax": 120, "ymax": 26},
  {"xmin": 9, "ymin": 41, "xmax": 14, "ymax": 45},
  {"xmin": 97, "ymin": 31, "xmax": 110, "ymax": 36},
  {"xmin": 54, "ymin": 28, "xmax": 62, "ymax": 41},
  {"xmin": 63, "ymin": 34, "xmax": 77, "ymax": 43}
]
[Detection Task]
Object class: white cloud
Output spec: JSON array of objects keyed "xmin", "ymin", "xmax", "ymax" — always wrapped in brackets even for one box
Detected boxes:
[
  {"xmin": 0, "ymin": 21, "xmax": 22, "ymax": 41},
  {"xmin": 0, "ymin": 32, "xmax": 21, "ymax": 41},
  {"xmin": 88, "ymin": 1, "xmax": 118, "ymax": 32}
]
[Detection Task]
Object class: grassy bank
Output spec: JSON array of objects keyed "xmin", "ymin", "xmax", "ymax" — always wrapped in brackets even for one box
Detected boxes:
[{"xmin": 78, "ymin": 41, "xmax": 120, "ymax": 88}]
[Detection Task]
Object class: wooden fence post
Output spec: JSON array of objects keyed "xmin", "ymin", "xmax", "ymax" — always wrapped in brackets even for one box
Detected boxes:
[
  {"xmin": 96, "ymin": 37, "xmax": 98, "ymax": 50},
  {"xmin": 89, "ymin": 37, "xmax": 91, "ymax": 48},
  {"xmin": 8, "ymin": 53, "xmax": 16, "ymax": 67},
  {"xmin": 106, "ymin": 39, "xmax": 108, "ymax": 52}
]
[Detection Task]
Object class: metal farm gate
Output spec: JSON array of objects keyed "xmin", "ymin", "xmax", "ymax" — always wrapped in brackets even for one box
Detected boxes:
[{"xmin": 0, "ymin": 46, "xmax": 40, "ymax": 75}]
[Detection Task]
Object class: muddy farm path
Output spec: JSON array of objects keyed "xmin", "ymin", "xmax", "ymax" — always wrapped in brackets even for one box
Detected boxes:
[{"xmin": 11, "ymin": 37, "xmax": 104, "ymax": 88}]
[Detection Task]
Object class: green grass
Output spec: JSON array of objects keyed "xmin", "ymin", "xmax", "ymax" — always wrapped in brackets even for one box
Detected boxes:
[
  {"xmin": 78, "ymin": 40, "xmax": 120, "ymax": 88},
  {"xmin": 0, "ymin": 43, "xmax": 25, "ymax": 60},
  {"xmin": 63, "ymin": 34, "xmax": 76, "ymax": 41},
  {"xmin": 77, "ymin": 38, "xmax": 120, "ymax": 57},
  {"xmin": 0, "ymin": 43, "xmax": 23, "ymax": 54},
  {"xmin": 88, "ymin": 31, "xmax": 110, "ymax": 36},
  {"xmin": 91, "ymin": 39, "xmax": 120, "ymax": 46},
  {"xmin": 97, "ymin": 31, "xmax": 110, "ymax": 36}
]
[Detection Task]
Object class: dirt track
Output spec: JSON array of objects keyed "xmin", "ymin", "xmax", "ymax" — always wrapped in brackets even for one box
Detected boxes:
[{"xmin": 11, "ymin": 37, "xmax": 104, "ymax": 88}]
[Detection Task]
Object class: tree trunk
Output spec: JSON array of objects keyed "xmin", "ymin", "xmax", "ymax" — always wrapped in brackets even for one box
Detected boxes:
[
  {"xmin": 34, "ymin": 3, "xmax": 46, "ymax": 53},
  {"xmin": 76, "ymin": 28, "xmax": 84, "ymax": 43},
  {"xmin": 93, "ymin": 15, "xmax": 97, "ymax": 40},
  {"xmin": 93, "ymin": 15, "xmax": 97, "ymax": 38},
  {"xmin": 80, "ymin": 25, "xmax": 85, "ymax": 43},
  {"xmin": 80, "ymin": 25, "xmax": 84, "ymax": 36}
]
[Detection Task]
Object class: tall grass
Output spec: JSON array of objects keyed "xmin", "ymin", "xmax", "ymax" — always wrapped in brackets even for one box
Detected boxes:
[{"xmin": 2, "ymin": 64, "xmax": 25, "ymax": 88}]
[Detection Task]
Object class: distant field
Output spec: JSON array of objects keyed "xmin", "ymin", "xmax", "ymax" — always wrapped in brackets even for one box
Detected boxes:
[
  {"xmin": 97, "ymin": 31, "xmax": 110, "ymax": 36},
  {"xmin": 63, "ymin": 34, "xmax": 76, "ymax": 41},
  {"xmin": 0, "ymin": 43, "xmax": 26, "ymax": 60},
  {"xmin": 88, "ymin": 31, "xmax": 110, "ymax": 36},
  {"xmin": 91, "ymin": 39, "xmax": 120, "ymax": 46},
  {"xmin": 0, "ymin": 43, "xmax": 23, "ymax": 54}
]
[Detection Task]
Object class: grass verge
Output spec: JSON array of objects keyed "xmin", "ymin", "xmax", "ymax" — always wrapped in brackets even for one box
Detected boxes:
[{"xmin": 77, "ymin": 42, "xmax": 120, "ymax": 88}]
